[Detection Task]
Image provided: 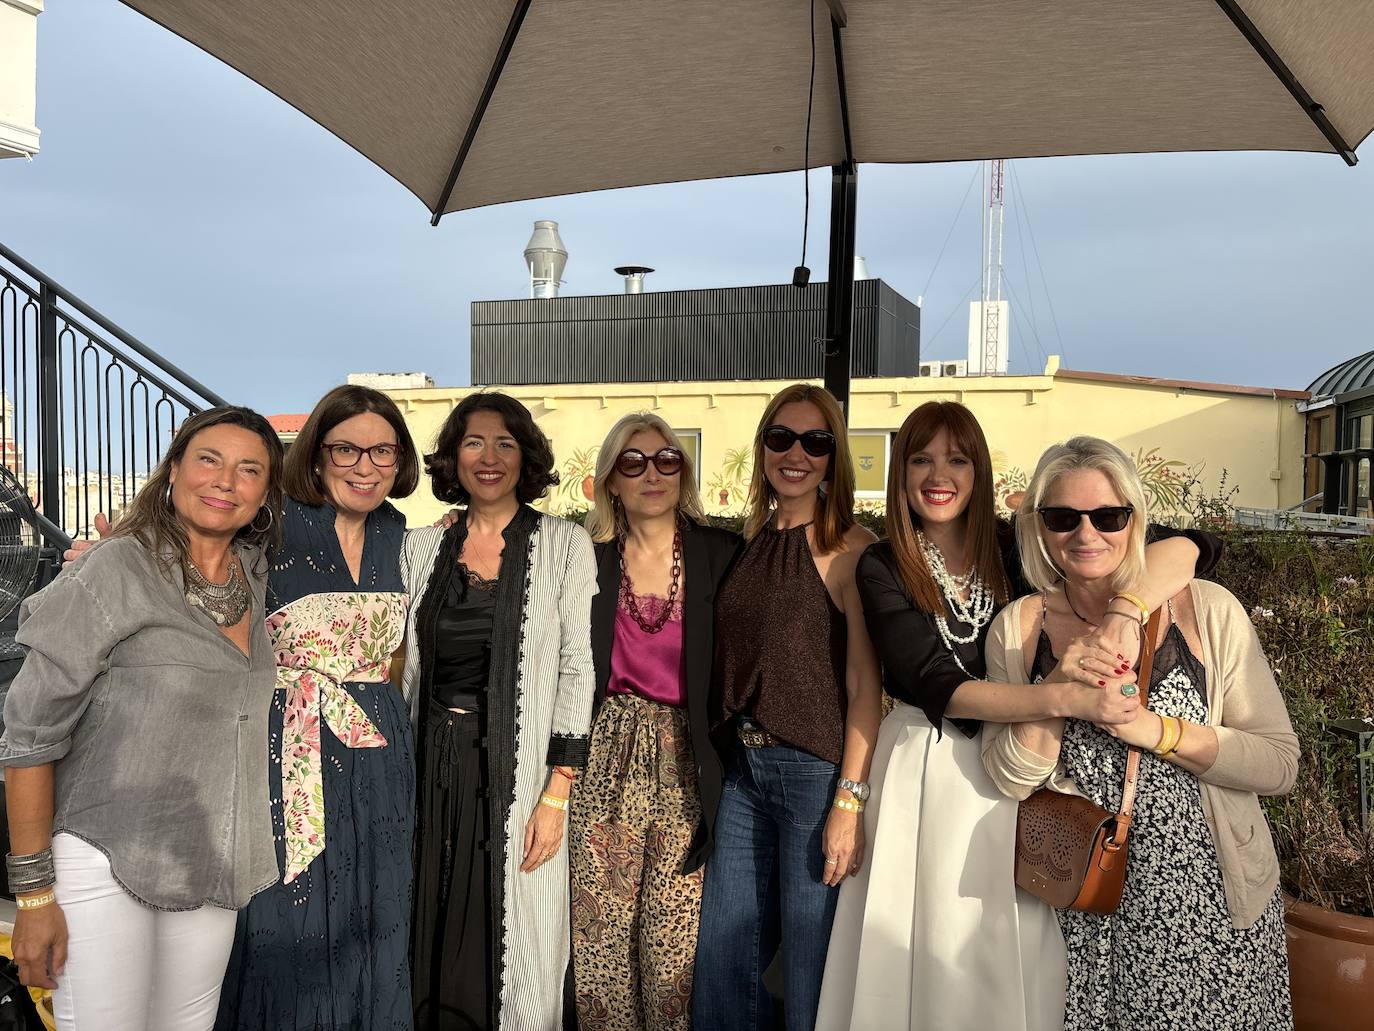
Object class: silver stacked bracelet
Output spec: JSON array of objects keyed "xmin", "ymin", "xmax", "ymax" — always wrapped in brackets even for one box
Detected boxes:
[{"xmin": 6, "ymin": 848, "xmax": 56, "ymax": 894}]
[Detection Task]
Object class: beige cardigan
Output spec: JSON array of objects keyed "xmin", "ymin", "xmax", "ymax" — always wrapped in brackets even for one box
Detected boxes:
[{"xmin": 981, "ymin": 579, "xmax": 1298, "ymax": 929}]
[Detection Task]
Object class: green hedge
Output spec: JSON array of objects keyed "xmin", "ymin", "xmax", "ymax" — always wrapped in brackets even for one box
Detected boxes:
[{"xmin": 1206, "ymin": 529, "xmax": 1374, "ymax": 917}]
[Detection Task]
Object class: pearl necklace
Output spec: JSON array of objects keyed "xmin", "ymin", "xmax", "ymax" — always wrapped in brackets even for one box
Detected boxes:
[{"xmin": 918, "ymin": 530, "xmax": 995, "ymax": 675}]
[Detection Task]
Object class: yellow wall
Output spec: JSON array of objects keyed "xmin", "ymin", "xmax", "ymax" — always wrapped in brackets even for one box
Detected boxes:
[{"xmin": 386, "ymin": 358, "xmax": 1304, "ymax": 529}]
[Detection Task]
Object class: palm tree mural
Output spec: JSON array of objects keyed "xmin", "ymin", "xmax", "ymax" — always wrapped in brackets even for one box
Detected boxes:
[
  {"xmin": 556, "ymin": 446, "xmax": 600, "ymax": 511},
  {"xmin": 707, "ymin": 446, "xmax": 753, "ymax": 509}
]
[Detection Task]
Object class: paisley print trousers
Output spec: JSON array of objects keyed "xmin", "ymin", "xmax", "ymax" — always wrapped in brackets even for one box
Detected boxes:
[{"xmin": 570, "ymin": 693, "xmax": 704, "ymax": 1031}]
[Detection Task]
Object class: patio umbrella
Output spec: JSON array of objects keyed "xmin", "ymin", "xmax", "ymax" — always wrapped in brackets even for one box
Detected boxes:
[{"xmin": 118, "ymin": 0, "xmax": 1373, "ymax": 407}]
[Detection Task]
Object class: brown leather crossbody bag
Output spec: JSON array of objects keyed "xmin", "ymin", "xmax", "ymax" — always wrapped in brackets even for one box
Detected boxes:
[{"xmin": 1014, "ymin": 608, "xmax": 1162, "ymax": 914}]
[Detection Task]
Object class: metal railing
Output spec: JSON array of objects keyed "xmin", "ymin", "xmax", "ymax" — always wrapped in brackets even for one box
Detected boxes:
[
  {"xmin": 1233, "ymin": 506, "xmax": 1374, "ymax": 536},
  {"xmin": 0, "ymin": 244, "xmax": 227, "ymax": 543}
]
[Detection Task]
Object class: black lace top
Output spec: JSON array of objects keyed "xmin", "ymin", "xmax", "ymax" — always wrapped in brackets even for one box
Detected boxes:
[
  {"xmin": 431, "ymin": 565, "xmax": 498, "ymax": 711},
  {"xmin": 1032, "ymin": 620, "xmax": 1208, "ymax": 706}
]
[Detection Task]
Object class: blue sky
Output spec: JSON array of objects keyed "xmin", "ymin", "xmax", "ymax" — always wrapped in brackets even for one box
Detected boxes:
[{"xmin": 2, "ymin": 0, "xmax": 1371, "ymax": 416}]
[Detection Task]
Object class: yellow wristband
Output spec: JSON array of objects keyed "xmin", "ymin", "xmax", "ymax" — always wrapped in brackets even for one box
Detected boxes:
[
  {"xmin": 1110, "ymin": 592, "xmax": 1150, "ymax": 622},
  {"xmin": 1151, "ymin": 716, "xmax": 1173, "ymax": 756},
  {"xmin": 16, "ymin": 889, "xmax": 57, "ymax": 910},
  {"xmin": 1163, "ymin": 716, "xmax": 1185, "ymax": 757},
  {"xmin": 832, "ymin": 796, "xmax": 865, "ymax": 814},
  {"xmin": 539, "ymin": 793, "xmax": 568, "ymax": 811}
]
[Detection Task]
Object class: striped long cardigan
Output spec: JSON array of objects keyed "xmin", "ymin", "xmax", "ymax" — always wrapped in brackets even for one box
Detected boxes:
[{"xmin": 401, "ymin": 507, "xmax": 597, "ymax": 1030}]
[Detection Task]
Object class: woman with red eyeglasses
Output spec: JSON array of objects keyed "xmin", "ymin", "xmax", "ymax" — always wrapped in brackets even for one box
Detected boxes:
[
  {"xmin": 569, "ymin": 412, "xmax": 741, "ymax": 1031},
  {"xmin": 691, "ymin": 384, "xmax": 883, "ymax": 1031}
]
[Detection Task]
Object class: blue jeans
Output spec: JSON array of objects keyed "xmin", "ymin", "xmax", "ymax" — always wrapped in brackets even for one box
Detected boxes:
[{"xmin": 692, "ymin": 740, "xmax": 840, "ymax": 1031}]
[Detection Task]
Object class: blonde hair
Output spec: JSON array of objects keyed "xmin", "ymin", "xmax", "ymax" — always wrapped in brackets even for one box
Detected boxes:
[
  {"xmin": 585, "ymin": 412, "xmax": 707, "ymax": 543},
  {"xmin": 1015, "ymin": 435, "xmax": 1149, "ymax": 593},
  {"xmin": 743, "ymin": 384, "xmax": 855, "ymax": 555}
]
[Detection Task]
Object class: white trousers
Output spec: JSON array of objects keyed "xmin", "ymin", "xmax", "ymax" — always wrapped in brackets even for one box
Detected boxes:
[{"xmin": 50, "ymin": 833, "xmax": 238, "ymax": 1031}]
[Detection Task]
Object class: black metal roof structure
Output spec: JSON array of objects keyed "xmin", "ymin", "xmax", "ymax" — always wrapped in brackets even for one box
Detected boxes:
[
  {"xmin": 1308, "ymin": 350, "xmax": 1374, "ymax": 400},
  {"xmin": 471, "ymin": 278, "xmax": 920, "ymax": 386}
]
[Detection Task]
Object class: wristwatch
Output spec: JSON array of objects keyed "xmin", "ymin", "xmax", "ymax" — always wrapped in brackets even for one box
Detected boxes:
[{"xmin": 837, "ymin": 777, "xmax": 870, "ymax": 803}]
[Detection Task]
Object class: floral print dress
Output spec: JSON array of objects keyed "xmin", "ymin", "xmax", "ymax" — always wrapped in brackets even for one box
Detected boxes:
[
  {"xmin": 216, "ymin": 498, "xmax": 415, "ymax": 1031},
  {"xmin": 1034, "ymin": 618, "xmax": 1292, "ymax": 1031}
]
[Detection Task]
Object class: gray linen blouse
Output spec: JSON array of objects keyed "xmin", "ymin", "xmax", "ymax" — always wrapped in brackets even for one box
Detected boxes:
[{"xmin": 0, "ymin": 535, "xmax": 278, "ymax": 911}]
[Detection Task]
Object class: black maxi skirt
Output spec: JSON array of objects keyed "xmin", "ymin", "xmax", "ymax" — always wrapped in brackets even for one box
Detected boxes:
[{"xmin": 413, "ymin": 701, "xmax": 494, "ymax": 1031}]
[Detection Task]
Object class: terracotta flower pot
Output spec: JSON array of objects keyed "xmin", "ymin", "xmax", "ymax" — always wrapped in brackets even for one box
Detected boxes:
[{"xmin": 1284, "ymin": 893, "xmax": 1374, "ymax": 1030}]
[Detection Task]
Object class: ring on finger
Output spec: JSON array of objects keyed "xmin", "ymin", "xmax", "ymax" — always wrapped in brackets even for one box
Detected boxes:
[
  {"xmin": 824, "ymin": 857, "xmax": 838, "ymax": 865},
  {"xmin": 1078, "ymin": 657, "xmax": 1088, "ymax": 668},
  {"xmin": 1120, "ymin": 683, "xmax": 1138, "ymax": 697}
]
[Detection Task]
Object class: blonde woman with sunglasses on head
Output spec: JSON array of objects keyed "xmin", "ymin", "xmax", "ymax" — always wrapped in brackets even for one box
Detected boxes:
[
  {"xmin": 982, "ymin": 436, "xmax": 1297, "ymax": 1031},
  {"xmin": 570, "ymin": 413, "xmax": 742, "ymax": 1031}
]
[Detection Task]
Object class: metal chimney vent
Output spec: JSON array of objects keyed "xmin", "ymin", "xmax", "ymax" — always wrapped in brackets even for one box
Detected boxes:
[
  {"xmin": 525, "ymin": 220, "xmax": 568, "ymax": 299},
  {"xmin": 614, "ymin": 265, "xmax": 654, "ymax": 294}
]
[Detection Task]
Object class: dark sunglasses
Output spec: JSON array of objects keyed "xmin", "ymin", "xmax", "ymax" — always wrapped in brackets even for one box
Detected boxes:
[
  {"xmin": 615, "ymin": 447, "xmax": 684, "ymax": 478},
  {"xmin": 761, "ymin": 425, "xmax": 836, "ymax": 457},
  {"xmin": 1037, "ymin": 506, "xmax": 1134, "ymax": 534}
]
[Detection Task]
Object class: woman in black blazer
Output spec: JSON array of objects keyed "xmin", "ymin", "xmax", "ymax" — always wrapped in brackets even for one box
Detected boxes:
[{"xmin": 569, "ymin": 413, "xmax": 740, "ymax": 1031}]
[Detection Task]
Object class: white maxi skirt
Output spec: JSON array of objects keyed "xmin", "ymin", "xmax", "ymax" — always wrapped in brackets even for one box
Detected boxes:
[{"xmin": 815, "ymin": 702, "xmax": 1065, "ymax": 1031}]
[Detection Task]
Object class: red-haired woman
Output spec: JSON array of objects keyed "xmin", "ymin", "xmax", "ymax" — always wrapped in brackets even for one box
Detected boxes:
[
  {"xmin": 692, "ymin": 385, "xmax": 883, "ymax": 1031},
  {"xmin": 814, "ymin": 402, "xmax": 1221, "ymax": 1031}
]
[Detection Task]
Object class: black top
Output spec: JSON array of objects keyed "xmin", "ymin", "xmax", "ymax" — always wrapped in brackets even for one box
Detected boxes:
[
  {"xmin": 713, "ymin": 523, "xmax": 849, "ymax": 764},
  {"xmin": 431, "ymin": 567, "xmax": 497, "ymax": 711},
  {"xmin": 858, "ymin": 521, "xmax": 1222, "ymax": 739},
  {"xmin": 592, "ymin": 520, "xmax": 742, "ymax": 875}
]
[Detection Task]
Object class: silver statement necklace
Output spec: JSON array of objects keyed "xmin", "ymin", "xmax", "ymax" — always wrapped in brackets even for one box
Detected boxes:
[
  {"xmin": 918, "ymin": 529, "xmax": 995, "ymax": 676},
  {"xmin": 185, "ymin": 556, "xmax": 251, "ymax": 627}
]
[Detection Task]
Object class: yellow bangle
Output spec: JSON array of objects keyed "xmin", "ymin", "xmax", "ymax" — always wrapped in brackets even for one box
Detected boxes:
[
  {"xmin": 539, "ymin": 793, "xmax": 568, "ymax": 811},
  {"xmin": 833, "ymin": 796, "xmax": 865, "ymax": 814},
  {"xmin": 1151, "ymin": 716, "xmax": 1176, "ymax": 756},
  {"xmin": 1110, "ymin": 592, "xmax": 1150, "ymax": 622},
  {"xmin": 1163, "ymin": 716, "xmax": 1185, "ymax": 757},
  {"xmin": 16, "ymin": 889, "xmax": 57, "ymax": 910}
]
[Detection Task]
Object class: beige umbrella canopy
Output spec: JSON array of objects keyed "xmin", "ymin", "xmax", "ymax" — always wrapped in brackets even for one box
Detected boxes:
[
  {"xmin": 119, "ymin": 0, "xmax": 1372, "ymax": 403},
  {"xmin": 120, "ymin": 0, "xmax": 1370, "ymax": 217}
]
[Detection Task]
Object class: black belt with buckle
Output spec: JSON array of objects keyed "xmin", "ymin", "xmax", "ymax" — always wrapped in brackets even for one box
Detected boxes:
[{"xmin": 736, "ymin": 721, "xmax": 779, "ymax": 749}]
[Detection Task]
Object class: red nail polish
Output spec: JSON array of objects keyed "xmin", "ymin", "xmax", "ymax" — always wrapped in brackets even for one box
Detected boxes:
[
  {"xmin": 1117, "ymin": 654, "xmax": 1124, "ymax": 660},
  {"xmin": 1097, "ymin": 680, "xmax": 1106, "ymax": 687}
]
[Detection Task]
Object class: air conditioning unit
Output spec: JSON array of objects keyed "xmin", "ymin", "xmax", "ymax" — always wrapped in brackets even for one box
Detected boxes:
[
  {"xmin": 942, "ymin": 360, "xmax": 967, "ymax": 378},
  {"xmin": 918, "ymin": 361, "xmax": 943, "ymax": 378}
]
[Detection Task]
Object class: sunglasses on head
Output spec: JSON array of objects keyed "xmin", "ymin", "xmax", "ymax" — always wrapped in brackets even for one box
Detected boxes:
[
  {"xmin": 615, "ymin": 447, "xmax": 684, "ymax": 478},
  {"xmin": 761, "ymin": 425, "xmax": 836, "ymax": 458},
  {"xmin": 1037, "ymin": 506, "xmax": 1134, "ymax": 534}
]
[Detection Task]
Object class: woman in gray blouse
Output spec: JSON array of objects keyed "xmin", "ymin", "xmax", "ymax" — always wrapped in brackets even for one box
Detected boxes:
[{"xmin": 0, "ymin": 406, "xmax": 284, "ymax": 1031}]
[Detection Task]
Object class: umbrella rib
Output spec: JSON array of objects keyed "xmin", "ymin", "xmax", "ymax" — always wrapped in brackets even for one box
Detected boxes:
[
  {"xmin": 431, "ymin": 0, "xmax": 535, "ymax": 224},
  {"xmin": 1211, "ymin": 0, "xmax": 1357, "ymax": 166},
  {"xmin": 830, "ymin": 13, "xmax": 854, "ymax": 167}
]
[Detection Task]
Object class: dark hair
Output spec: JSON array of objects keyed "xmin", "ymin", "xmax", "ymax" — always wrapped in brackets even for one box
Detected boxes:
[
  {"xmin": 282, "ymin": 385, "xmax": 419, "ymax": 505},
  {"xmin": 111, "ymin": 405, "xmax": 285, "ymax": 572},
  {"xmin": 884, "ymin": 401, "xmax": 1010, "ymax": 613},
  {"xmin": 425, "ymin": 392, "xmax": 558, "ymax": 506}
]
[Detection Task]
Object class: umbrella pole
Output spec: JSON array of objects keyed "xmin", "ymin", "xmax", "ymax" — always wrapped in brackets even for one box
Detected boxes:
[{"xmin": 823, "ymin": 161, "xmax": 858, "ymax": 417}]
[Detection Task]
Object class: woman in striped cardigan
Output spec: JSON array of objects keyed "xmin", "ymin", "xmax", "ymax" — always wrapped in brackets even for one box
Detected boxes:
[{"xmin": 400, "ymin": 392, "xmax": 597, "ymax": 1030}]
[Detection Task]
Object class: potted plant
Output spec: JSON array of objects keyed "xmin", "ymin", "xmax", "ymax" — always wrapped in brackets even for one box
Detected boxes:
[{"xmin": 1212, "ymin": 528, "xmax": 1374, "ymax": 1031}]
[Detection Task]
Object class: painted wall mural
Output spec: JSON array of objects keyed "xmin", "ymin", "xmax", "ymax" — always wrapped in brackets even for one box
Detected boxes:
[{"xmin": 548, "ymin": 438, "xmax": 1224, "ymax": 526}]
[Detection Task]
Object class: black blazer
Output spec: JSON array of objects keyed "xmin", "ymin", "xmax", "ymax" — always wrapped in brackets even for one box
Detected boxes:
[{"xmin": 591, "ymin": 520, "xmax": 742, "ymax": 874}]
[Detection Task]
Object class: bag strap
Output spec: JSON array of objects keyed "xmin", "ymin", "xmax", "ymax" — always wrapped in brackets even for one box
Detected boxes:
[{"xmin": 1110, "ymin": 606, "xmax": 1164, "ymax": 846}]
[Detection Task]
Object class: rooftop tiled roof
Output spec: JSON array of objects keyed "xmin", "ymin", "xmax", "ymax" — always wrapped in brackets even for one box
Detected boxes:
[{"xmin": 269, "ymin": 413, "xmax": 308, "ymax": 433}]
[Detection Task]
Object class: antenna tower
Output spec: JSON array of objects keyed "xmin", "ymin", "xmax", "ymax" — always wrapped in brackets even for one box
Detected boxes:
[{"xmin": 979, "ymin": 159, "xmax": 1006, "ymax": 375}]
